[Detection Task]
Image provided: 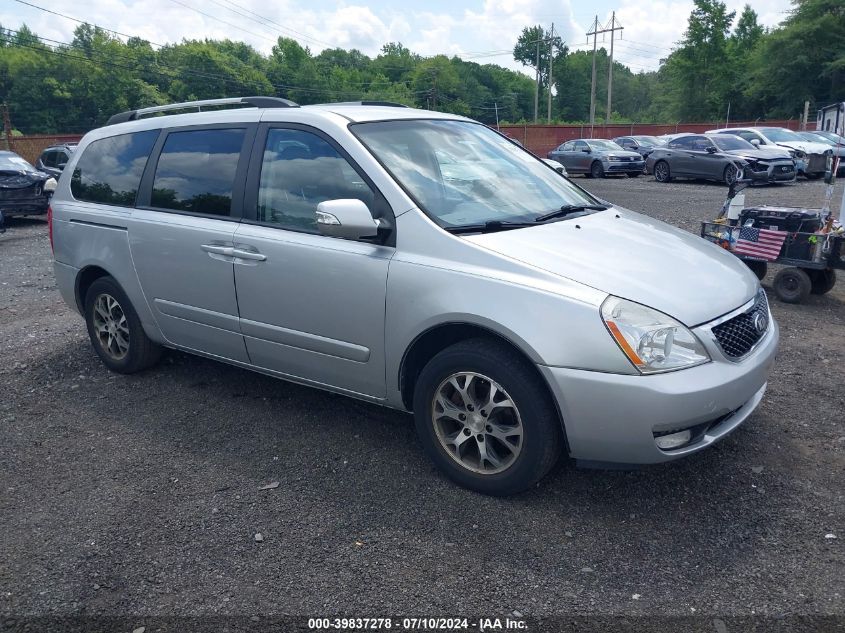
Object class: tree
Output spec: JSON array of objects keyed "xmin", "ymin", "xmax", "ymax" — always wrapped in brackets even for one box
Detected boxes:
[{"xmin": 513, "ymin": 26, "xmax": 566, "ymax": 98}]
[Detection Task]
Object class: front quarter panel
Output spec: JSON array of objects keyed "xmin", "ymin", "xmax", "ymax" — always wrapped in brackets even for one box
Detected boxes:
[{"xmin": 384, "ymin": 209, "xmax": 636, "ymax": 408}]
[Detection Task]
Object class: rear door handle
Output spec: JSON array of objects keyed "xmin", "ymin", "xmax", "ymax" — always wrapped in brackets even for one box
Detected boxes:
[{"xmin": 231, "ymin": 248, "xmax": 266, "ymax": 261}]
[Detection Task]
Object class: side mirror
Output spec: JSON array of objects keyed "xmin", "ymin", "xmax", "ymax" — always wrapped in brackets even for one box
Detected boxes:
[
  {"xmin": 706, "ymin": 146, "xmax": 718, "ymax": 154},
  {"xmin": 43, "ymin": 177, "xmax": 58, "ymax": 194},
  {"xmin": 316, "ymin": 199, "xmax": 383, "ymax": 241},
  {"xmin": 750, "ymin": 139, "xmax": 761, "ymax": 147}
]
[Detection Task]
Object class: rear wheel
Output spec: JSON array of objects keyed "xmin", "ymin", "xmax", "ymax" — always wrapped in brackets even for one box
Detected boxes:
[
  {"xmin": 653, "ymin": 160, "xmax": 671, "ymax": 182},
  {"xmin": 412, "ymin": 338, "xmax": 562, "ymax": 496},
  {"xmin": 590, "ymin": 161, "xmax": 605, "ymax": 179},
  {"xmin": 809, "ymin": 268, "xmax": 836, "ymax": 295},
  {"xmin": 772, "ymin": 267, "xmax": 812, "ymax": 304},
  {"xmin": 84, "ymin": 276, "xmax": 162, "ymax": 373}
]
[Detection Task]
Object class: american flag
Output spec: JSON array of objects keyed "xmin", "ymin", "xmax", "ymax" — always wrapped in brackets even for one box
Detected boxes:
[{"xmin": 733, "ymin": 226, "xmax": 787, "ymax": 261}]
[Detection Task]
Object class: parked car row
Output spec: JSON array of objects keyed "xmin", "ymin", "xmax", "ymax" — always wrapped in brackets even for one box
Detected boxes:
[{"xmin": 545, "ymin": 126, "xmax": 835, "ymax": 185}]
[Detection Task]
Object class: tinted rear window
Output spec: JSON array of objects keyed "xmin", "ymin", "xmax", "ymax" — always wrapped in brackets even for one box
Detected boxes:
[
  {"xmin": 71, "ymin": 131, "xmax": 158, "ymax": 206},
  {"xmin": 151, "ymin": 129, "xmax": 245, "ymax": 216}
]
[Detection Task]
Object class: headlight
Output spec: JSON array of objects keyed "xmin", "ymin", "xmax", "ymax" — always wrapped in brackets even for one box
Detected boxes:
[
  {"xmin": 601, "ymin": 296, "xmax": 710, "ymax": 373},
  {"xmin": 608, "ymin": 156, "xmax": 622, "ymax": 162},
  {"xmin": 793, "ymin": 150, "xmax": 806, "ymax": 159},
  {"xmin": 43, "ymin": 177, "xmax": 57, "ymax": 193}
]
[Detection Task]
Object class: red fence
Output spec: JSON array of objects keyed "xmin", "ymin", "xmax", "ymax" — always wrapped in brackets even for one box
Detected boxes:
[
  {"xmin": 3, "ymin": 119, "xmax": 806, "ymax": 166},
  {"xmin": 3, "ymin": 134, "xmax": 84, "ymax": 165},
  {"xmin": 498, "ymin": 120, "xmax": 803, "ymax": 158}
]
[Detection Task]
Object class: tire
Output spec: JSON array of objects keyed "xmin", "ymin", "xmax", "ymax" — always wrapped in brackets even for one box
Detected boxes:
[
  {"xmin": 809, "ymin": 268, "xmax": 836, "ymax": 295},
  {"xmin": 84, "ymin": 276, "xmax": 162, "ymax": 373},
  {"xmin": 772, "ymin": 267, "xmax": 812, "ymax": 304},
  {"xmin": 590, "ymin": 161, "xmax": 605, "ymax": 179},
  {"xmin": 412, "ymin": 338, "xmax": 562, "ymax": 496},
  {"xmin": 626, "ymin": 172, "xmax": 640, "ymax": 178},
  {"xmin": 724, "ymin": 163, "xmax": 739, "ymax": 185},
  {"xmin": 804, "ymin": 172, "xmax": 823, "ymax": 180},
  {"xmin": 744, "ymin": 259, "xmax": 768, "ymax": 281},
  {"xmin": 653, "ymin": 160, "xmax": 671, "ymax": 182}
]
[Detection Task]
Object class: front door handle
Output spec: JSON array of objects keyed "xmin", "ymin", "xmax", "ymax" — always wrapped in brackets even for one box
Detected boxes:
[{"xmin": 232, "ymin": 249, "xmax": 266, "ymax": 262}]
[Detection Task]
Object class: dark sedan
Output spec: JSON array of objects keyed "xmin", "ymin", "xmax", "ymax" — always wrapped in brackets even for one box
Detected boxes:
[
  {"xmin": 0, "ymin": 151, "xmax": 56, "ymax": 217},
  {"xmin": 547, "ymin": 139, "xmax": 644, "ymax": 178},
  {"xmin": 646, "ymin": 133, "xmax": 796, "ymax": 185},
  {"xmin": 613, "ymin": 135, "xmax": 664, "ymax": 172}
]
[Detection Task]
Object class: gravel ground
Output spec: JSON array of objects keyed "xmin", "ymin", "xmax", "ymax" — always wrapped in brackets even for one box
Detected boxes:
[{"xmin": 1, "ymin": 178, "xmax": 844, "ymax": 632}]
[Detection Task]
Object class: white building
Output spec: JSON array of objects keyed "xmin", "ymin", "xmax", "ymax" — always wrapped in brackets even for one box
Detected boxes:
[{"xmin": 817, "ymin": 102, "xmax": 844, "ymax": 135}]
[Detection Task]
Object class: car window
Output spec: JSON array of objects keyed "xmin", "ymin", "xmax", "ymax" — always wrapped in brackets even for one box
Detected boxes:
[
  {"xmin": 618, "ymin": 138, "xmax": 634, "ymax": 148},
  {"xmin": 56, "ymin": 151, "xmax": 70, "ymax": 167},
  {"xmin": 732, "ymin": 131, "xmax": 761, "ymax": 144},
  {"xmin": 151, "ymin": 128, "xmax": 245, "ymax": 216},
  {"xmin": 256, "ymin": 128, "xmax": 374, "ymax": 234},
  {"xmin": 71, "ymin": 130, "xmax": 159, "ymax": 206},
  {"xmin": 562, "ymin": 142, "xmax": 574, "ymax": 151},
  {"xmin": 687, "ymin": 136, "xmax": 712, "ymax": 151},
  {"xmin": 668, "ymin": 137, "xmax": 692, "ymax": 149},
  {"xmin": 41, "ymin": 150, "xmax": 57, "ymax": 168},
  {"xmin": 574, "ymin": 141, "xmax": 588, "ymax": 151}
]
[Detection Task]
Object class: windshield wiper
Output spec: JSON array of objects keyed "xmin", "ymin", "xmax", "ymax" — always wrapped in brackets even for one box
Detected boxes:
[
  {"xmin": 444, "ymin": 220, "xmax": 537, "ymax": 235},
  {"xmin": 534, "ymin": 204, "xmax": 609, "ymax": 223}
]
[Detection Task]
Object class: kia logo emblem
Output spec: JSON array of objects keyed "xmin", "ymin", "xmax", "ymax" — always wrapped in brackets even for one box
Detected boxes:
[{"xmin": 753, "ymin": 312, "xmax": 768, "ymax": 334}]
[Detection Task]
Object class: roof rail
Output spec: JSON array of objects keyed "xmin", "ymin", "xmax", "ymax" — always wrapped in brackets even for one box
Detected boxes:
[
  {"xmin": 106, "ymin": 96, "xmax": 299, "ymax": 126},
  {"xmin": 316, "ymin": 101, "xmax": 409, "ymax": 108}
]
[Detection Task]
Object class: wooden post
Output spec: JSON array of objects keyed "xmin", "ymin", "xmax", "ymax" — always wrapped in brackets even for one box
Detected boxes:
[{"xmin": 1, "ymin": 103, "xmax": 12, "ymax": 152}]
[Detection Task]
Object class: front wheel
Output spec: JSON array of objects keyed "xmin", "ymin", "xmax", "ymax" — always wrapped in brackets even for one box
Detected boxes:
[
  {"xmin": 653, "ymin": 160, "xmax": 671, "ymax": 182},
  {"xmin": 412, "ymin": 339, "xmax": 562, "ymax": 496},
  {"xmin": 590, "ymin": 161, "xmax": 605, "ymax": 179},
  {"xmin": 724, "ymin": 163, "xmax": 739, "ymax": 185},
  {"xmin": 84, "ymin": 276, "xmax": 162, "ymax": 373}
]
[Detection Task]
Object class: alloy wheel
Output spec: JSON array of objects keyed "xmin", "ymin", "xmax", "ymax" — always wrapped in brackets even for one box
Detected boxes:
[
  {"xmin": 431, "ymin": 372, "xmax": 523, "ymax": 475},
  {"xmin": 654, "ymin": 161, "xmax": 670, "ymax": 182},
  {"xmin": 91, "ymin": 293, "xmax": 130, "ymax": 360}
]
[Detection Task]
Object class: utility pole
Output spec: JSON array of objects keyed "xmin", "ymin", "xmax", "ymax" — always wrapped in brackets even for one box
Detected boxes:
[
  {"xmin": 547, "ymin": 23, "xmax": 554, "ymax": 123},
  {"xmin": 1, "ymin": 103, "xmax": 11, "ymax": 152},
  {"xmin": 534, "ymin": 27, "xmax": 540, "ymax": 123},
  {"xmin": 604, "ymin": 12, "xmax": 623, "ymax": 125},
  {"xmin": 802, "ymin": 100, "xmax": 810, "ymax": 131},
  {"xmin": 587, "ymin": 16, "xmax": 599, "ymax": 136},
  {"xmin": 494, "ymin": 102, "xmax": 500, "ymax": 130}
]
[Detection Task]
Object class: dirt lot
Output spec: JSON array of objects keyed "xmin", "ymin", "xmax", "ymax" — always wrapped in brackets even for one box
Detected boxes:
[{"xmin": 1, "ymin": 178, "xmax": 844, "ymax": 632}]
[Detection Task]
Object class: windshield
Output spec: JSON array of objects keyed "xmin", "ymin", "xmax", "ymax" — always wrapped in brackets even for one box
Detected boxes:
[
  {"xmin": 0, "ymin": 153, "xmax": 37, "ymax": 172},
  {"xmin": 800, "ymin": 132, "xmax": 834, "ymax": 145},
  {"xmin": 711, "ymin": 135, "xmax": 755, "ymax": 151},
  {"xmin": 760, "ymin": 128, "xmax": 803, "ymax": 143},
  {"xmin": 352, "ymin": 120, "xmax": 600, "ymax": 228},
  {"xmin": 588, "ymin": 140, "xmax": 624, "ymax": 151},
  {"xmin": 631, "ymin": 136, "xmax": 661, "ymax": 147},
  {"xmin": 817, "ymin": 131, "xmax": 845, "ymax": 144}
]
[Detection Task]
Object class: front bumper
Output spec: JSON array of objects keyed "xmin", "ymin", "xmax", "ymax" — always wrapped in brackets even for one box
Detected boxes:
[
  {"xmin": 539, "ymin": 313, "xmax": 779, "ymax": 465},
  {"xmin": 0, "ymin": 196, "xmax": 49, "ymax": 216},
  {"xmin": 605, "ymin": 160, "xmax": 645, "ymax": 173},
  {"xmin": 747, "ymin": 162, "xmax": 797, "ymax": 183}
]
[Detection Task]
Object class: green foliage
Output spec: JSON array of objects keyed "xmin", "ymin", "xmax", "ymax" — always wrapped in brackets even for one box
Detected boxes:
[{"xmin": 0, "ymin": 0, "xmax": 841, "ymax": 134}]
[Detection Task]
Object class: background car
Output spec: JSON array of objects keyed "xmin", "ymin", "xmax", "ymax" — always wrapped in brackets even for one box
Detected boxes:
[
  {"xmin": 547, "ymin": 139, "xmax": 644, "ymax": 178},
  {"xmin": 35, "ymin": 143, "xmax": 77, "ymax": 178},
  {"xmin": 706, "ymin": 127, "xmax": 830, "ymax": 179},
  {"xmin": 541, "ymin": 157, "xmax": 568, "ymax": 177},
  {"xmin": 0, "ymin": 151, "xmax": 56, "ymax": 218},
  {"xmin": 613, "ymin": 135, "xmax": 664, "ymax": 172},
  {"xmin": 797, "ymin": 131, "xmax": 845, "ymax": 174},
  {"xmin": 646, "ymin": 133, "xmax": 796, "ymax": 185}
]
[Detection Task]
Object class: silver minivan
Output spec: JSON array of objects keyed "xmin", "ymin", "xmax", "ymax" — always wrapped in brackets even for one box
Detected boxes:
[{"xmin": 50, "ymin": 97, "xmax": 779, "ymax": 495}]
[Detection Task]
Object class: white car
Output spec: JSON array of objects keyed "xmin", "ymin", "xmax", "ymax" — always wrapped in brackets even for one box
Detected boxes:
[
  {"xmin": 706, "ymin": 127, "xmax": 831, "ymax": 179},
  {"xmin": 542, "ymin": 157, "xmax": 568, "ymax": 177}
]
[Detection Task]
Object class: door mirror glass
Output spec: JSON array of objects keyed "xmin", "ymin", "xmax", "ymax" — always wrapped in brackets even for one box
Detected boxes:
[
  {"xmin": 316, "ymin": 199, "xmax": 381, "ymax": 240},
  {"xmin": 706, "ymin": 146, "xmax": 718, "ymax": 154}
]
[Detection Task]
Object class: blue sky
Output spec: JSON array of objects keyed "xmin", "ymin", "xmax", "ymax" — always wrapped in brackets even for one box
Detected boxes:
[{"xmin": 1, "ymin": 0, "xmax": 794, "ymax": 74}]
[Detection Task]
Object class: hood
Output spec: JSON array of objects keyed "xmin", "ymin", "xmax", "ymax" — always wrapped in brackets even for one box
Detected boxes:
[
  {"xmin": 724, "ymin": 147, "xmax": 791, "ymax": 161},
  {"xmin": 775, "ymin": 141, "xmax": 831, "ymax": 155},
  {"xmin": 464, "ymin": 208, "xmax": 758, "ymax": 326},
  {"xmin": 601, "ymin": 150, "xmax": 643, "ymax": 160}
]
